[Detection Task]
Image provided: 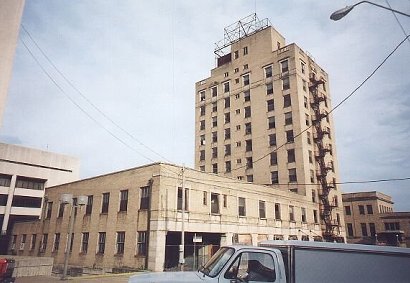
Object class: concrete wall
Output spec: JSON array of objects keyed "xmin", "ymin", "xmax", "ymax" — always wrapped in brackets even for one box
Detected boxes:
[{"xmin": 0, "ymin": 255, "xmax": 53, "ymax": 277}]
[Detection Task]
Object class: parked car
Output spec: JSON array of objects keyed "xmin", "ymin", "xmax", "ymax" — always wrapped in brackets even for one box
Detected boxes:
[{"xmin": 0, "ymin": 258, "xmax": 15, "ymax": 283}]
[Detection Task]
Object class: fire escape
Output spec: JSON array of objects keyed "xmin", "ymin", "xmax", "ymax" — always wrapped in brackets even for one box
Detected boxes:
[{"xmin": 309, "ymin": 73, "xmax": 339, "ymax": 241}]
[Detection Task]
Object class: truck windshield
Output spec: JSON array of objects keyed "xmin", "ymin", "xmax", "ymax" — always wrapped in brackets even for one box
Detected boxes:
[{"xmin": 200, "ymin": 247, "xmax": 234, "ymax": 278}]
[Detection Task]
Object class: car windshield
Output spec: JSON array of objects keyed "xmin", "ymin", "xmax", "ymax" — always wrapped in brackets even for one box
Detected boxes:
[{"xmin": 200, "ymin": 247, "xmax": 235, "ymax": 277}]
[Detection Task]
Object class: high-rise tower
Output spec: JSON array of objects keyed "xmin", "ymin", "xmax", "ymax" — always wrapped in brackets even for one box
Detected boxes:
[{"xmin": 195, "ymin": 14, "xmax": 343, "ymax": 240}]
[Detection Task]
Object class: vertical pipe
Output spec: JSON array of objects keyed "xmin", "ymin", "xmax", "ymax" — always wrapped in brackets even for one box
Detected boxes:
[
  {"xmin": 62, "ymin": 204, "xmax": 75, "ymax": 280},
  {"xmin": 179, "ymin": 166, "xmax": 185, "ymax": 271}
]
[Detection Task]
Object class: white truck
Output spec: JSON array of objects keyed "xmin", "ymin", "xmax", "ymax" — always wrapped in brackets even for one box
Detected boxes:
[{"xmin": 128, "ymin": 240, "xmax": 410, "ymax": 282}]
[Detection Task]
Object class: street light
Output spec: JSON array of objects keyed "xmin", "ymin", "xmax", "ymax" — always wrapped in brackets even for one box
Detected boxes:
[
  {"xmin": 60, "ymin": 194, "xmax": 87, "ymax": 280},
  {"xmin": 330, "ymin": 1, "xmax": 410, "ymax": 21}
]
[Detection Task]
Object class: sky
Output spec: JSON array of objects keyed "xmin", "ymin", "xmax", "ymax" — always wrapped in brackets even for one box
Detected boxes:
[{"xmin": 1, "ymin": 0, "xmax": 410, "ymax": 210}]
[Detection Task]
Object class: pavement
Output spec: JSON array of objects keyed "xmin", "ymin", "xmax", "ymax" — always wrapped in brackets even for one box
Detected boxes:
[{"xmin": 15, "ymin": 272, "xmax": 139, "ymax": 282}]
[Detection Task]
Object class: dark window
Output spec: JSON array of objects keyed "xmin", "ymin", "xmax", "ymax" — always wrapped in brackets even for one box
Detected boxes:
[
  {"xmin": 385, "ymin": 222, "xmax": 400, "ymax": 231},
  {"xmin": 137, "ymin": 231, "xmax": 147, "ymax": 256},
  {"xmin": 119, "ymin": 190, "xmax": 128, "ymax": 212},
  {"xmin": 283, "ymin": 94, "xmax": 291, "ymax": 107},
  {"xmin": 225, "ymin": 161, "xmax": 231, "ymax": 173},
  {"xmin": 269, "ymin": 134, "xmax": 276, "ymax": 147},
  {"xmin": 225, "ymin": 128, "xmax": 231, "ymax": 140},
  {"xmin": 86, "ymin": 195, "xmax": 93, "ymax": 215},
  {"xmin": 289, "ymin": 168, "xmax": 297, "ymax": 182},
  {"xmin": 313, "ymin": 210, "xmax": 319, "ymax": 223},
  {"xmin": 11, "ymin": 196, "xmax": 42, "ymax": 208},
  {"xmin": 200, "ymin": 90, "xmax": 206, "ymax": 101},
  {"xmin": 46, "ymin": 202, "xmax": 53, "ymax": 219},
  {"xmin": 238, "ymin": 197, "xmax": 246, "ymax": 216},
  {"xmin": 281, "ymin": 60, "xmax": 289, "ymax": 72},
  {"xmin": 345, "ymin": 206, "xmax": 351, "ymax": 215},
  {"xmin": 245, "ymin": 139, "xmax": 252, "ymax": 152},
  {"xmin": 268, "ymin": 116, "xmax": 275, "ymax": 129},
  {"xmin": 361, "ymin": 223, "xmax": 368, "ymax": 237},
  {"xmin": 212, "ymin": 131, "xmax": 217, "ymax": 143},
  {"xmin": 225, "ymin": 144, "xmax": 231, "ymax": 156},
  {"xmin": 247, "ymin": 175, "xmax": 253, "ymax": 182},
  {"xmin": 200, "ymin": 120, "xmax": 205, "ymax": 130},
  {"xmin": 116, "ymin": 232, "xmax": 125, "ymax": 254},
  {"xmin": 243, "ymin": 46, "xmax": 248, "ymax": 55},
  {"xmin": 246, "ymin": 157, "xmax": 253, "ymax": 169},
  {"xmin": 367, "ymin": 205, "xmax": 373, "ymax": 214},
  {"xmin": 358, "ymin": 205, "xmax": 365, "ymax": 215},
  {"xmin": 0, "ymin": 174, "xmax": 12, "ymax": 187},
  {"xmin": 266, "ymin": 83, "xmax": 273, "ymax": 95},
  {"xmin": 270, "ymin": 152, "xmax": 277, "ymax": 166},
  {"xmin": 286, "ymin": 130, "xmax": 294, "ymax": 143},
  {"xmin": 369, "ymin": 223, "xmax": 376, "ymax": 237},
  {"xmin": 98, "ymin": 232, "xmax": 106, "ymax": 254},
  {"xmin": 284, "ymin": 112, "xmax": 292, "ymax": 125},
  {"xmin": 223, "ymin": 195, "xmax": 227, "ymax": 208},
  {"xmin": 224, "ymin": 82, "xmax": 230, "ymax": 93},
  {"xmin": 259, "ymin": 201, "xmax": 266, "ymax": 219},
  {"xmin": 265, "ymin": 66, "xmax": 272, "ymax": 78},
  {"xmin": 211, "ymin": 193, "xmax": 220, "ymax": 214},
  {"xmin": 267, "ymin": 99, "xmax": 274, "ymax": 112},
  {"xmin": 212, "ymin": 116, "xmax": 217, "ymax": 127},
  {"xmin": 275, "ymin": 203, "xmax": 281, "ymax": 220},
  {"xmin": 15, "ymin": 176, "xmax": 45, "ymax": 190},
  {"xmin": 212, "ymin": 87, "xmax": 217, "ymax": 97},
  {"xmin": 101, "ymin": 193, "xmax": 110, "ymax": 213},
  {"xmin": 177, "ymin": 187, "xmax": 189, "ymax": 211},
  {"xmin": 57, "ymin": 202, "xmax": 64, "ymax": 218},
  {"xmin": 200, "ymin": 150, "xmax": 205, "ymax": 161},
  {"xmin": 203, "ymin": 192, "xmax": 207, "ymax": 205},
  {"xmin": 287, "ymin": 149, "xmax": 295, "ymax": 163},
  {"xmin": 212, "ymin": 147, "xmax": 218, "ymax": 158},
  {"xmin": 53, "ymin": 233, "xmax": 60, "ymax": 251},
  {"xmin": 30, "ymin": 234, "xmax": 37, "ymax": 250},
  {"xmin": 212, "ymin": 102, "xmax": 217, "ymax": 112},
  {"xmin": 244, "ymin": 90, "xmax": 251, "ymax": 102},
  {"xmin": 245, "ymin": 122, "xmax": 252, "ymax": 135},
  {"xmin": 212, "ymin": 163, "xmax": 218, "ymax": 174},
  {"xmin": 271, "ymin": 171, "xmax": 279, "ymax": 184},
  {"xmin": 289, "ymin": 206, "xmax": 295, "ymax": 221},
  {"xmin": 200, "ymin": 105, "xmax": 205, "ymax": 116},
  {"xmin": 81, "ymin": 232, "xmax": 89, "ymax": 253},
  {"xmin": 282, "ymin": 77, "xmax": 290, "ymax": 90},
  {"xmin": 140, "ymin": 186, "xmax": 150, "ymax": 210},
  {"xmin": 243, "ymin": 74, "xmax": 250, "ymax": 86},
  {"xmin": 312, "ymin": 190, "xmax": 316, "ymax": 203},
  {"xmin": 244, "ymin": 106, "xmax": 251, "ymax": 118},
  {"xmin": 40, "ymin": 234, "xmax": 48, "ymax": 252},
  {"xmin": 225, "ymin": 113, "xmax": 230, "ymax": 124},
  {"xmin": 347, "ymin": 223, "xmax": 354, "ymax": 237},
  {"xmin": 301, "ymin": 208, "xmax": 307, "ymax": 223},
  {"xmin": 225, "ymin": 97, "xmax": 230, "ymax": 108}
]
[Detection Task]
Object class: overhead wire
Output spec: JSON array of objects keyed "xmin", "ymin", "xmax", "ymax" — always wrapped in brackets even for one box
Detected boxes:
[{"xmin": 20, "ymin": 24, "xmax": 171, "ymax": 163}]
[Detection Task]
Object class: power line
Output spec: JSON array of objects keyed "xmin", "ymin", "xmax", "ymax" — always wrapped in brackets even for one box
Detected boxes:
[
  {"xmin": 20, "ymin": 37, "xmax": 155, "ymax": 163},
  {"xmin": 230, "ymin": 33, "xmax": 410, "ymax": 173},
  {"xmin": 20, "ymin": 24, "xmax": 171, "ymax": 163},
  {"xmin": 385, "ymin": 0, "xmax": 410, "ymax": 47}
]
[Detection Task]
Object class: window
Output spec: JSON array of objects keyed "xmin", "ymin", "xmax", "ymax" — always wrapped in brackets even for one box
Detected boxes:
[
  {"xmin": 271, "ymin": 171, "xmax": 279, "ymax": 184},
  {"xmin": 310, "ymin": 170, "xmax": 315, "ymax": 183},
  {"xmin": 224, "ymin": 72, "xmax": 229, "ymax": 77},
  {"xmin": 140, "ymin": 186, "xmax": 150, "ymax": 210},
  {"xmin": 57, "ymin": 202, "xmax": 64, "ymax": 218},
  {"xmin": 301, "ymin": 208, "xmax": 307, "ymax": 223},
  {"xmin": 101, "ymin": 193, "xmax": 110, "ymax": 213},
  {"xmin": 265, "ymin": 66, "xmax": 272, "ymax": 78},
  {"xmin": 269, "ymin": 134, "xmax": 276, "ymax": 147},
  {"xmin": 245, "ymin": 139, "xmax": 252, "ymax": 152},
  {"xmin": 307, "ymin": 132, "xmax": 311, "ymax": 144},
  {"xmin": 40, "ymin": 234, "xmax": 48, "ymax": 252},
  {"xmin": 212, "ymin": 131, "xmax": 217, "ymax": 143},
  {"xmin": 243, "ymin": 64, "xmax": 248, "ymax": 70},
  {"xmin": 246, "ymin": 157, "xmax": 253, "ymax": 169},
  {"xmin": 225, "ymin": 97, "xmax": 230, "ymax": 108},
  {"xmin": 369, "ymin": 223, "xmax": 376, "ymax": 237},
  {"xmin": 225, "ymin": 161, "xmax": 231, "ymax": 173},
  {"xmin": 53, "ymin": 233, "xmax": 60, "ymax": 252},
  {"xmin": 243, "ymin": 74, "xmax": 250, "ymax": 86},
  {"xmin": 81, "ymin": 232, "xmax": 89, "ymax": 253},
  {"xmin": 270, "ymin": 152, "xmax": 277, "ymax": 166},
  {"xmin": 358, "ymin": 205, "xmax": 365, "ymax": 215},
  {"xmin": 200, "ymin": 90, "xmax": 206, "ymax": 101},
  {"xmin": 225, "ymin": 144, "xmax": 231, "ymax": 156},
  {"xmin": 282, "ymin": 77, "xmax": 290, "ymax": 90},
  {"xmin": 200, "ymin": 135, "xmax": 205, "ymax": 146},
  {"xmin": 289, "ymin": 206, "xmax": 295, "ymax": 221},
  {"xmin": 236, "ymin": 141, "xmax": 241, "ymax": 147},
  {"xmin": 268, "ymin": 116, "xmax": 275, "ymax": 129},
  {"xmin": 345, "ymin": 206, "xmax": 351, "ymax": 216},
  {"xmin": 212, "ymin": 87, "xmax": 217, "ymax": 97},
  {"xmin": 258, "ymin": 201, "xmax": 266, "ymax": 219},
  {"xmin": 244, "ymin": 90, "xmax": 251, "ymax": 102},
  {"xmin": 304, "ymin": 96, "xmax": 308, "ymax": 108},
  {"xmin": 305, "ymin": 114, "xmax": 310, "ymax": 126},
  {"xmin": 301, "ymin": 61, "xmax": 306, "ymax": 74},
  {"xmin": 235, "ymin": 93, "xmax": 240, "ymax": 99},
  {"xmin": 245, "ymin": 122, "xmax": 252, "ymax": 135},
  {"xmin": 243, "ymin": 46, "xmax": 248, "ymax": 55},
  {"xmin": 177, "ymin": 187, "xmax": 189, "ymax": 211},
  {"xmin": 289, "ymin": 168, "xmax": 297, "ymax": 182},
  {"xmin": 287, "ymin": 149, "xmax": 295, "ymax": 163},
  {"xmin": 200, "ymin": 120, "xmax": 205, "ymax": 130},
  {"xmin": 235, "ymin": 78, "xmax": 239, "ymax": 84},
  {"xmin": 137, "ymin": 231, "xmax": 147, "ymax": 256},
  {"xmin": 266, "ymin": 83, "xmax": 273, "ymax": 95},
  {"xmin": 367, "ymin": 205, "xmax": 373, "ymax": 214},
  {"xmin": 119, "ymin": 190, "xmax": 128, "ymax": 212},
  {"xmin": 211, "ymin": 193, "xmax": 220, "ymax": 214},
  {"xmin": 212, "ymin": 116, "xmax": 217, "ymax": 127},
  {"xmin": 200, "ymin": 150, "xmax": 205, "ymax": 161},
  {"xmin": 98, "ymin": 232, "xmax": 106, "ymax": 254},
  {"xmin": 275, "ymin": 203, "xmax": 281, "ymax": 220},
  {"xmin": 30, "ymin": 234, "xmax": 36, "ymax": 250},
  {"xmin": 302, "ymin": 80, "xmax": 307, "ymax": 92},
  {"xmin": 235, "ymin": 109, "xmax": 240, "ymax": 115},
  {"xmin": 385, "ymin": 222, "xmax": 400, "ymax": 231},
  {"xmin": 361, "ymin": 223, "xmax": 368, "ymax": 237},
  {"xmin": 281, "ymin": 60, "xmax": 289, "ymax": 73},
  {"xmin": 225, "ymin": 113, "xmax": 230, "ymax": 124},
  {"xmin": 69, "ymin": 233, "xmax": 74, "ymax": 252},
  {"xmin": 225, "ymin": 252, "xmax": 275, "ymax": 281},
  {"xmin": 346, "ymin": 223, "xmax": 354, "ymax": 237},
  {"xmin": 85, "ymin": 195, "xmax": 93, "ymax": 215},
  {"xmin": 212, "ymin": 147, "xmax": 218, "ymax": 158},
  {"xmin": 311, "ymin": 190, "xmax": 316, "ymax": 203},
  {"xmin": 238, "ymin": 197, "xmax": 246, "ymax": 216},
  {"xmin": 223, "ymin": 194, "xmax": 227, "ymax": 208},
  {"xmin": 313, "ymin": 210, "xmax": 319, "ymax": 224},
  {"xmin": 236, "ymin": 125, "xmax": 241, "ymax": 131},
  {"xmin": 200, "ymin": 105, "xmax": 205, "ymax": 116},
  {"xmin": 212, "ymin": 163, "xmax": 218, "ymax": 173},
  {"xmin": 286, "ymin": 130, "xmax": 294, "ymax": 143},
  {"xmin": 116, "ymin": 232, "xmax": 125, "ymax": 254},
  {"xmin": 267, "ymin": 99, "xmax": 274, "ymax": 112},
  {"xmin": 284, "ymin": 112, "xmax": 292, "ymax": 125},
  {"xmin": 234, "ymin": 67, "xmax": 239, "ymax": 73},
  {"xmin": 283, "ymin": 94, "xmax": 291, "ymax": 107},
  {"xmin": 224, "ymin": 82, "xmax": 230, "ymax": 93},
  {"xmin": 46, "ymin": 202, "xmax": 53, "ymax": 219},
  {"xmin": 237, "ymin": 159, "xmax": 242, "ymax": 164},
  {"xmin": 308, "ymin": 150, "xmax": 313, "ymax": 163},
  {"xmin": 200, "ymin": 166, "xmax": 205, "ymax": 171},
  {"xmin": 234, "ymin": 50, "xmax": 239, "ymax": 59},
  {"xmin": 225, "ymin": 128, "xmax": 231, "ymax": 140},
  {"xmin": 212, "ymin": 102, "xmax": 217, "ymax": 112}
]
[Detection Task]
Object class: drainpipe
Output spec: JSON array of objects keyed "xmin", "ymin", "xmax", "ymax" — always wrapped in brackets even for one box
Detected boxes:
[{"xmin": 145, "ymin": 178, "xmax": 153, "ymax": 270}]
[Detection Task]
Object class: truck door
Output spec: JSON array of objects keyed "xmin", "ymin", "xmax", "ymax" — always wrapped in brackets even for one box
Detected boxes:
[{"xmin": 218, "ymin": 249, "xmax": 283, "ymax": 283}]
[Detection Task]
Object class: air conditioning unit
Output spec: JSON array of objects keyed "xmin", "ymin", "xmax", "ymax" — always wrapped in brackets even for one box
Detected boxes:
[{"xmin": 19, "ymin": 243, "xmax": 25, "ymax": 250}]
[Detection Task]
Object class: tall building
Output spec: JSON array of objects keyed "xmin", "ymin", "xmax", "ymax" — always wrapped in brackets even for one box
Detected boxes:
[
  {"xmin": 0, "ymin": 0, "xmax": 25, "ymax": 126},
  {"xmin": 195, "ymin": 14, "xmax": 343, "ymax": 240}
]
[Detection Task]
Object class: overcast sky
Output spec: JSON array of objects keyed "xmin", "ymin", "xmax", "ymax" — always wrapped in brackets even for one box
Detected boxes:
[{"xmin": 2, "ymin": 0, "xmax": 410, "ymax": 210}]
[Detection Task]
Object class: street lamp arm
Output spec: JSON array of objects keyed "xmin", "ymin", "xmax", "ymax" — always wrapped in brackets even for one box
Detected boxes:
[{"xmin": 330, "ymin": 1, "xmax": 410, "ymax": 21}]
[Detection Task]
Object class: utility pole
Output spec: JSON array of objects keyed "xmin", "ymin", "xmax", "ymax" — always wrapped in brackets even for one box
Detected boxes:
[{"xmin": 179, "ymin": 166, "xmax": 185, "ymax": 271}]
